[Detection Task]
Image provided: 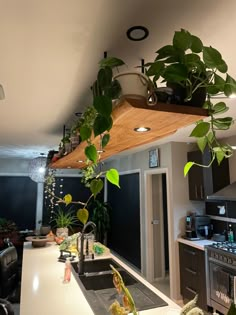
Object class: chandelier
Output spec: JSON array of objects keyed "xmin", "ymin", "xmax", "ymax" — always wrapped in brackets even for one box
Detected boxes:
[{"xmin": 28, "ymin": 156, "xmax": 47, "ymax": 183}]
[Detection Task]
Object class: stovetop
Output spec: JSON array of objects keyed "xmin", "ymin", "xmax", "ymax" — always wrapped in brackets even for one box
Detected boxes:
[
  {"xmin": 207, "ymin": 242, "xmax": 236, "ymax": 267},
  {"xmin": 209, "ymin": 241, "xmax": 236, "ymax": 253}
]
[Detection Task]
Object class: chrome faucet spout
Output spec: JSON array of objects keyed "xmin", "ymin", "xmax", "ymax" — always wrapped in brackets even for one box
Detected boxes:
[{"xmin": 78, "ymin": 221, "xmax": 96, "ymax": 275}]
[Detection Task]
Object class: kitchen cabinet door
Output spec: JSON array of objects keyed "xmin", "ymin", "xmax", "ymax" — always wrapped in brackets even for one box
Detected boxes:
[
  {"xmin": 179, "ymin": 243, "xmax": 207, "ymax": 310},
  {"xmin": 187, "ymin": 149, "xmax": 230, "ymax": 201}
]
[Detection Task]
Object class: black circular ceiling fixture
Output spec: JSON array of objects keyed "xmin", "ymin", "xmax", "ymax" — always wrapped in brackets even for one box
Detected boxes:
[{"xmin": 126, "ymin": 26, "xmax": 149, "ymax": 41}]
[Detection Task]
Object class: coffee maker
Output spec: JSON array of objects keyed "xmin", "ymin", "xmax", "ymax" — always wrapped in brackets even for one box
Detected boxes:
[{"xmin": 185, "ymin": 214, "xmax": 211, "ymax": 240}]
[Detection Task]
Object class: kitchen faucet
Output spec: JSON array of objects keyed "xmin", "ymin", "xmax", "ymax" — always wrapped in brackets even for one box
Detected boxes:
[{"xmin": 78, "ymin": 221, "xmax": 96, "ymax": 275}]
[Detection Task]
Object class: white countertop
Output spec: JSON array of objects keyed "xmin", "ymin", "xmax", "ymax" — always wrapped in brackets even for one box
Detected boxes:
[
  {"xmin": 177, "ymin": 238, "xmax": 216, "ymax": 250},
  {"xmin": 20, "ymin": 242, "xmax": 180, "ymax": 315}
]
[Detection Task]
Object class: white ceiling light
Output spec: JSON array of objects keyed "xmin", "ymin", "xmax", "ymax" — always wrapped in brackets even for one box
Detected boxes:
[{"xmin": 28, "ymin": 156, "xmax": 47, "ymax": 183}]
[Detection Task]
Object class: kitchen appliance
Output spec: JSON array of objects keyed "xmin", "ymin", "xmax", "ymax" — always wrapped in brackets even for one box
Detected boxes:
[
  {"xmin": 206, "ymin": 242, "xmax": 236, "ymax": 314},
  {"xmin": 185, "ymin": 215, "xmax": 211, "ymax": 240}
]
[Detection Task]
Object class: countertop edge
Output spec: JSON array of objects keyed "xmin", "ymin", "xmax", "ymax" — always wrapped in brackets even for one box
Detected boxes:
[{"xmin": 177, "ymin": 238, "xmax": 216, "ymax": 250}]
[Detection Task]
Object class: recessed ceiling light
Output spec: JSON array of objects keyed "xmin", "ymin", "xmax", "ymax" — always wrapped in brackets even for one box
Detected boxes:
[
  {"xmin": 126, "ymin": 26, "xmax": 149, "ymax": 41},
  {"xmin": 134, "ymin": 127, "xmax": 151, "ymax": 132}
]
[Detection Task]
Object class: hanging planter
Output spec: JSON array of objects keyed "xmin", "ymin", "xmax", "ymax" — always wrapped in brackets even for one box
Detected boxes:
[{"xmin": 113, "ymin": 72, "xmax": 151, "ymax": 102}]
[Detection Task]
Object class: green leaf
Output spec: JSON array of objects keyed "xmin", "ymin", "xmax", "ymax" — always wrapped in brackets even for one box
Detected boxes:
[
  {"xmin": 155, "ymin": 45, "xmax": 177, "ymax": 60},
  {"xmin": 197, "ymin": 137, "xmax": 207, "ymax": 153},
  {"xmin": 173, "ymin": 29, "xmax": 192, "ymax": 51},
  {"xmin": 190, "ymin": 122, "xmax": 210, "ymax": 138},
  {"xmin": 184, "ymin": 53, "xmax": 201, "ymax": 66},
  {"xmin": 216, "ymin": 150, "xmax": 225, "ymax": 165},
  {"xmin": 80, "ymin": 125, "xmax": 92, "ymax": 141},
  {"xmin": 213, "ymin": 102, "xmax": 227, "ymax": 114},
  {"xmin": 203, "ymin": 46, "xmax": 228, "ymax": 73},
  {"xmin": 214, "ymin": 74, "xmax": 225, "ymax": 92},
  {"xmin": 106, "ymin": 168, "xmax": 120, "ymax": 188},
  {"xmin": 146, "ymin": 61, "xmax": 164, "ymax": 76},
  {"xmin": 85, "ymin": 144, "xmax": 98, "ymax": 163},
  {"xmin": 93, "ymin": 114, "xmax": 112, "ymax": 137},
  {"xmin": 97, "ymin": 67, "xmax": 112, "ymax": 89},
  {"xmin": 101, "ymin": 133, "xmax": 110, "ymax": 148},
  {"xmin": 213, "ymin": 117, "xmax": 233, "ymax": 130},
  {"xmin": 99, "ymin": 57, "xmax": 125, "ymax": 69},
  {"xmin": 90, "ymin": 179, "xmax": 104, "ymax": 198},
  {"xmin": 207, "ymin": 84, "xmax": 220, "ymax": 95},
  {"xmin": 224, "ymin": 74, "xmax": 236, "ymax": 96},
  {"xmin": 93, "ymin": 95, "xmax": 112, "ymax": 118},
  {"xmin": 163, "ymin": 64, "xmax": 188, "ymax": 82},
  {"xmin": 190, "ymin": 35, "xmax": 203, "ymax": 53},
  {"xmin": 184, "ymin": 162, "xmax": 195, "ymax": 177},
  {"xmin": 77, "ymin": 208, "xmax": 89, "ymax": 225},
  {"xmin": 207, "ymin": 131, "xmax": 214, "ymax": 144}
]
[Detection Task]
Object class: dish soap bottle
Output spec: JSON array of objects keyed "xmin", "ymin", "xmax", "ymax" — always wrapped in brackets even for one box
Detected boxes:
[
  {"xmin": 228, "ymin": 224, "xmax": 234, "ymax": 242},
  {"xmin": 63, "ymin": 257, "xmax": 71, "ymax": 283}
]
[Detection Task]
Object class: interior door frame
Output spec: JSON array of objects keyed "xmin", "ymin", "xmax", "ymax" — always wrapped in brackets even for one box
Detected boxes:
[{"xmin": 144, "ymin": 168, "xmax": 171, "ymax": 283}]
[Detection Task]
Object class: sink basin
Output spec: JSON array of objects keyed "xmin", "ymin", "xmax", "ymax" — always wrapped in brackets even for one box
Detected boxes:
[
  {"xmin": 71, "ymin": 258, "xmax": 119, "ymax": 274},
  {"xmin": 78, "ymin": 269, "xmax": 137, "ymax": 291},
  {"xmin": 71, "ymin": 257, "xmax": 168, "ymax": 315}
]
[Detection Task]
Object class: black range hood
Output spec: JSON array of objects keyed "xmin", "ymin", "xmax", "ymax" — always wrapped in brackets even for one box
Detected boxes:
[{"xmin": 207, "ymin": 182, "xmax": 236, "ymax": 201}]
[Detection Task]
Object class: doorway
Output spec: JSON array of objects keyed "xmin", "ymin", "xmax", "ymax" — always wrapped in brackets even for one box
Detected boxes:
[{"xmin": 144, "ymin": 168, "xmax": 170, "ymax": 296}]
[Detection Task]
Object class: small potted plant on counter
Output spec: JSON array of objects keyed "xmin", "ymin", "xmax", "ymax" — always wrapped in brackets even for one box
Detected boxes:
[
  {"xmin": 145, "ymin": 28, "xmax": 236, "ymax": 175},
  {"xmin": 51, "ymin": 206, "xmax": 78, "ymax": 238}
]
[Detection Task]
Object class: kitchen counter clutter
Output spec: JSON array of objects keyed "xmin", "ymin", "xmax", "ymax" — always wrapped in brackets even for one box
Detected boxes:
[{"xmin": 20, "ymin": 242, "xmax": 180, "ymax": 315}]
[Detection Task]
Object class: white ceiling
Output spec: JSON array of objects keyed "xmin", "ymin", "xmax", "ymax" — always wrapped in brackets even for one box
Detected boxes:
[{"xmin": 1, "ymin": 0, "xmax": 236, "ymax": 159}]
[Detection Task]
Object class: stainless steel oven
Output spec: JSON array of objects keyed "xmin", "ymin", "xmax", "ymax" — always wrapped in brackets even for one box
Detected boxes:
[{"xmin": 206, "ymin": 243, "xmax": 236, "ymax": 314}]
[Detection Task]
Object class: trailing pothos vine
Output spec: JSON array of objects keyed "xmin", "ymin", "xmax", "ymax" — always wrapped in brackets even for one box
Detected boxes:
[{"xmin": 46, "ymin": 57, "xmax": 126, "ymax": 225}]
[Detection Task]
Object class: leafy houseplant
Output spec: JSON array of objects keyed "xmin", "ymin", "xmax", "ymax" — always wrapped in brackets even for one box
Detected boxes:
[
  {"xmin": 50, "ymin": 207, "xmax": 78, "ymax": 238},
  {"xmin": 88, "ymin": 199, "xmax": 111, "ymax": 245},
  {"xmin": 145, "ymin": 28, "xmax": 236, "ymax": 174}
]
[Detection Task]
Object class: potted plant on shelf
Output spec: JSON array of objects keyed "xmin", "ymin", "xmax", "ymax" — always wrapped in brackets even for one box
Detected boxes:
[{"xmin": 145, "ymin": 28, "xmax": 236, "ymax": 174}]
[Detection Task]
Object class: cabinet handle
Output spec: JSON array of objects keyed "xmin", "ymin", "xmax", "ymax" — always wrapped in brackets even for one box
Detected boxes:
[
  {"xmin": 200, "ymin": 185, "xmax": 203, "ymax": 199},
  {"xmin": 195, "ymin": 185, "xmax": 198, "ymax": 199},
  {"xmin": 185, "ymin": 267, "xmax": 197, "ymax": 276},
  {"xmin": 186, "ymin": 286, "xmax": 197, "ymax": 295},
  {"xmin": 184, "ymin": 248, "xmax": 196, "ymax": 256}
]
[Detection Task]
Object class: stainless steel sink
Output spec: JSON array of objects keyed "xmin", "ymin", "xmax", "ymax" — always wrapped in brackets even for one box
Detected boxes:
[
  {"xmin": 71, "ymin": 257, "xmax": 168, "ymax": 315},
  {"xmin": 71, "ymin": 258, "xmax": 119, "ymax": 274},
  {"xmin": 78, "ymin": 269, "xmax": 137, "ymax": 291}
]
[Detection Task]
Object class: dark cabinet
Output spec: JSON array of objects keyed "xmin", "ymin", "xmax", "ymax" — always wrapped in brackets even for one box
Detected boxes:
[
  {"xmin": 187, "ymin": 149, "xmax": 230, "ymax": 201},
  {"xmin": 179, "ymin": 243, "xmax": 207, "ymax": 310}
]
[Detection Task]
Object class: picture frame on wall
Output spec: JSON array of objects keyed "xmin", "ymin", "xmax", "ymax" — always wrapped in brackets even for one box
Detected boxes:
[{"xmin": 149, "ymin": 149, "xmax": 159, "ymax": 168}]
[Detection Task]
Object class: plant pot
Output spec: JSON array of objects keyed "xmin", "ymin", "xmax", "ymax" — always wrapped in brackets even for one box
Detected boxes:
[
  {"xmin": 113, "ymin": 72, "xmax": 151, "ymax": 102},
  {"xmin": 167, "ymin": 82, "xmax": 206, "ymax": 107},
  {"xmin": 70, "ymin": 135, "xmax": 80, "ymax": 150},
  {"xmin": 56, "ymin": 227, "xmax": 69, "ymax": 238}
]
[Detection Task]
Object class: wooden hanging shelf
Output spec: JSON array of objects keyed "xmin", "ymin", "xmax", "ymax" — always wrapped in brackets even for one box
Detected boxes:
[{"xmin": 50, "ymin": 98, "xmax": 208, "ymax": 169}]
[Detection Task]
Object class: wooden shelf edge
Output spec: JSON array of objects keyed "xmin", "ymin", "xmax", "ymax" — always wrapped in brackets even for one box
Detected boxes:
[{"xmin": 50, "ymin": 98, "xmax": 208, "ymax": 169}]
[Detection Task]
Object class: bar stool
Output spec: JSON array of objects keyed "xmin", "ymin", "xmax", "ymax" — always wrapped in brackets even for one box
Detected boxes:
[
  {"xmin": 0, "ymin": 298, "xmax": 14, "ymax": 315},
  {"xmin": 0, "ymin": 246, "xmax": 20, "ymax": 303}
]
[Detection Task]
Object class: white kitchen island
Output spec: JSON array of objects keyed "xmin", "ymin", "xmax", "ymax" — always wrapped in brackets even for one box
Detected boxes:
[{"xmin": 20, "ymin": 242, "xmax": 180, "ymax": 315}]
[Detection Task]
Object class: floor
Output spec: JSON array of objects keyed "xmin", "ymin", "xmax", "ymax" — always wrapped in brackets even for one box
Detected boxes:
[
  {"xmin": 151, "ymin": 276, "xmax": 170, "ymax": 298},
  {"xmin": 12, "ymin": 303, "xmax": 20, "ymax": 315}
]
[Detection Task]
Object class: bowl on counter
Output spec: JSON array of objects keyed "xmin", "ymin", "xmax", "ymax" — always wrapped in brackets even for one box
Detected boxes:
[{"xmin": 26, "ymin": 236, "xmax": 48, "ymax": 248}]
